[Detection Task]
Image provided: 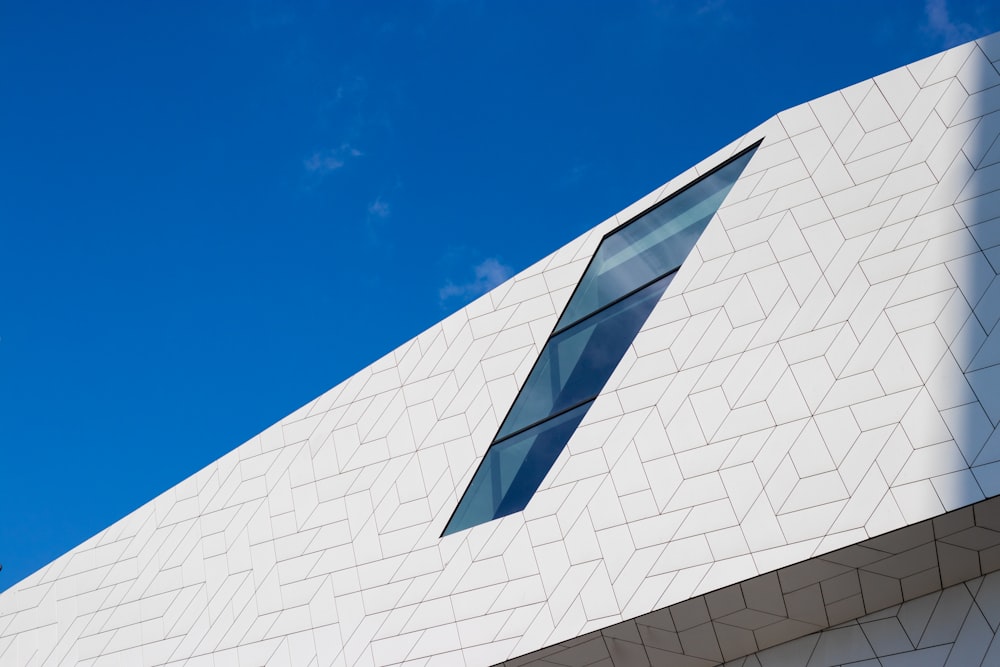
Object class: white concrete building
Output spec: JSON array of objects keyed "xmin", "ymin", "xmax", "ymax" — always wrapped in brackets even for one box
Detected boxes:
[{"xmin": 3, "ymin": 31, "xmax": 1000, "ymax": 667}]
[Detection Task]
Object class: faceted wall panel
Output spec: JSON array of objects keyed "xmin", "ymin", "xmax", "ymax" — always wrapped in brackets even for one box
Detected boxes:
[
  {"xmin": 726, "ymin": 569, "xmax": 1000, "ymax": 667},
  {"xmin": 1, "ymin": 32, "xmax": 1000, "ymax": 667},
  {"xmin": 503, "ymin": 495, "xmax": 1000, "ymax": 666}
]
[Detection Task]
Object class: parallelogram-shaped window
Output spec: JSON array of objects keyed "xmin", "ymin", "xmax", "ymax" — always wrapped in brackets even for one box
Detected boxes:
[{"xmin": 442, "ymin": 142, "xmax": 761, "ymax": 536}]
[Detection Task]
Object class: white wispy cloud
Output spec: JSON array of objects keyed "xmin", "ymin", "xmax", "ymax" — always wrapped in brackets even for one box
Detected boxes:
[
  {"xmin": 924, "ymin": 0, "xmax": 977, "ymax": 48},
  {"xmin": 559, "ymin": 162, "xmax": 590, "ymax": 188},
  {"xmin": 439, "ymin": 257, "xmax": 513, "ymax": 304},
  {"xmin": 368, "ymin": 197, "xmax": 391, "ymax": 218},
  {"xmin": 303, "ymin": 151, "xmax": 344, "ymax": 174},
  {"xmin": 302, "ymin": 143, "xmax": 362, "ymax": 176}
]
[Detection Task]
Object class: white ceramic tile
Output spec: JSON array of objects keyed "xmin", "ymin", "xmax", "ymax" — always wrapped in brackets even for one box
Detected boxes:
[
  {"xmin": 891, "ymin": 481, "xmax": 946, "ymax": 525},
  {"xmin": 778, "ymin": 104, "xmax": 821, "ymax": 137},
  {"xmin": 760, "ymin": 179, "xmax": 823, "ymax": 218},
  {"xmin": 766, "ymin": 370, "xmax": 811, "ymax": 426},
  {"xmin": 789, "ymin": 127, "xmax": 831, "ymax": 174},
  {"xmin": 809, "ymin": 92, "xmax": 852, "ymax": 142}
]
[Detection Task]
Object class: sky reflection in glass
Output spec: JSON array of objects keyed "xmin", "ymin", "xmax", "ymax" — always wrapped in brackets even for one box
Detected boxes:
[
  {"xmin": 557, "ymin": 147, "xmax": 757, "ymax": 330},
  {"xmin": 497, "ymin": 275, "xmax": 673, "ymax": 440},
  {"xmin": 443, "ymin": 404, "xmax": 590, "ymax": 535},
  {"xmin": 442, "ymin": 144, "xmax": 759, "ymax": 536}
]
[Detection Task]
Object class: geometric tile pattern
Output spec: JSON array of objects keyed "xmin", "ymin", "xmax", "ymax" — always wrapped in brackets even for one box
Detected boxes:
[
  {"xmin": 500, "ymin": 494, "xmax": 1000, "ymax": 666},
  {"xmin": 2, "ymin": 32, "xmax": 1000, "ymax": 667},
  {"xmin": 726, "ymin": 570, "xmax": 1000, "ymax": 667}
]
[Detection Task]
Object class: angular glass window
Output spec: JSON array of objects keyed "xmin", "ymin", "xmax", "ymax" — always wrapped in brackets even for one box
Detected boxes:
[
  {"xmin": 557, "ymin": 146, "xmax": 757, "ymax": 330},
  {"xmin": 496, "ymin": 274, "xmax": 674, "ymax": 440},
  {"xmin": 442, "ymin": 142, "xmax": 760, "ymax": 536},
  {"xmin": 444, "ymin": 403, "xmax": 591, "ymax": 535}
]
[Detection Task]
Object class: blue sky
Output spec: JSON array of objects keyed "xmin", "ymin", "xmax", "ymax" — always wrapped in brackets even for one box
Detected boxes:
[{"xmin": 1, "ymin": 0, "xmax": 999, "ymax": 591}]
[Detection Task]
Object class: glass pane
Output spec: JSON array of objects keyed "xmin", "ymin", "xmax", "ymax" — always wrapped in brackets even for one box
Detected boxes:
[
  {"xmin": 442, "ymin": 402, "xmax": 590, "ymax": 536},
  {"xmin": 557, "ymin": 148, "xmax": 755, "ymax": 329},
  {"xmin": 497, "ymin": 274, "xmax": 672, "ymax": 439},
  {"xmin": 442, "ymin": 145, "xmax": 760, "ymax": 536}
]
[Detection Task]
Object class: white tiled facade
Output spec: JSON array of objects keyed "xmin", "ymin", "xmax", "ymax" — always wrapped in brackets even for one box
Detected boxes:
[
  {"xmin": 3, "ymin": 32, "xmax": 1000, "ymax": 667},
  {"xmin": 727, "ymin": 569, "xmax": 1000, "ymax": 667}
]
